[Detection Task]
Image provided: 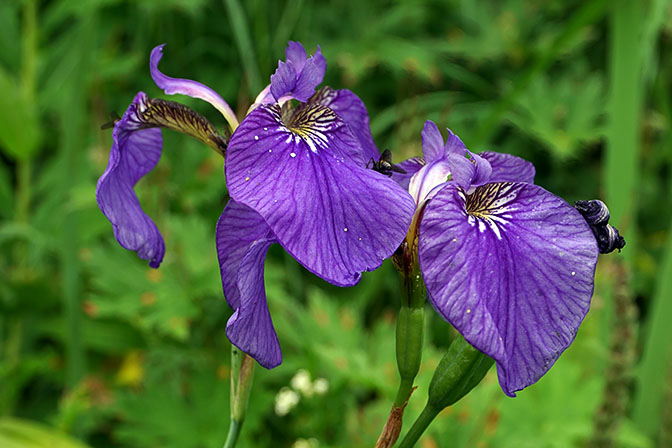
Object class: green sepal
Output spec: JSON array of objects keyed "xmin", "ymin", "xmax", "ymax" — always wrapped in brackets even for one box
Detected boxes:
[{"xmin": 427, "ymin": 334, "xmax": 494, "ymax": 410}]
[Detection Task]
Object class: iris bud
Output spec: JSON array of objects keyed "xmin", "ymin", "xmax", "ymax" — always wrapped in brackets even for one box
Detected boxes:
[{"xmin": 427, "ymin": 334, "xmax": 493, "ymax": 410}]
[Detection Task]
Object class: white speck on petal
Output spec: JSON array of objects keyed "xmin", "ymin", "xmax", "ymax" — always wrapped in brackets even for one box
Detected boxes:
[
  {"xmin": 358, "ymin": 237, "xmax": 362, "ymax": 241},
  {"xmin": 466, "ymin": 309, "xmax": 471, "ymax": 314},
  {"xmin": 269, "ymin": 149, "xmax": 272, "ymax": 152},
  {"xmin": 263, "ymin": 127, "xmax": 268, "ymax": 131},
  {"xmin": 290, "ymin": 152, "xmax": 296, "ymax": 158},
  {"xmin": 245, "ymin": 176, "xmax": 250, "ymax": 181},
  {"xmin": 254, "ymin": 135, "xmax": 259, "ymax": 141},
  {"xmin": 571, "ymin": 271, "xmax": 576, "ymax": 276},
  {"xmin": 343, "ymin": 228, "xmax": 348, "ymax": 232}
]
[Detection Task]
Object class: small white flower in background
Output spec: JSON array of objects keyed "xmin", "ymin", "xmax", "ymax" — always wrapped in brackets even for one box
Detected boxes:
[
  {"xmin": 290, "ymin": 369, "xmax": 314, "ymax": 397},
  {"xmin": 313, "ymin": 378, "xmax": 329, "ymax": 395},
  {"xmin": 292, "ymin": 438, "xmax": 319, "ymax": 448},
  {"xmin": 274, "ymin": 387, "xmax": 300, "ymax": 416}
]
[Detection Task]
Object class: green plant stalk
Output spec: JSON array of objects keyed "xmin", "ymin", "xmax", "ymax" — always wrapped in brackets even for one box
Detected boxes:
[
  {"xmin": 223, "ymin": 0, "xmax": 263, "ymax": 97},
  {"xmin": 398, "ymin": 335, "xmax": 493, "ymax": 448},
  {"xmin": 224, "ymin": 346, "xmax": 255, "ymax": 448},
  {"xmin": 375, "ymin": 251, "xmax": 425, "ymax": 448},
  {"xmin": 397, "ymin": 405, "xmax": 440, "ymax": 448}
]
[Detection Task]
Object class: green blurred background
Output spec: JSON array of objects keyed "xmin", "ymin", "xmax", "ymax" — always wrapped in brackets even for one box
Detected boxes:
[{"xmin": 1, "ymin": 0, "xmax": 671, "ymax": 447}]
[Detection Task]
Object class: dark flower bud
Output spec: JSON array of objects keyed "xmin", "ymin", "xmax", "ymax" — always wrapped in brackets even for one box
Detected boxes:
[
  {"xmin": 575, "ymin": 200, "xmax": 610, "ymax": 226},
  {"xmin": 574, "ymin": 200, "xmax": 626, "ymax": 254}
]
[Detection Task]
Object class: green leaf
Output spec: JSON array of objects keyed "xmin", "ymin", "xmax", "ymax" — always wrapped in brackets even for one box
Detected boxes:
[
  {"xmin": 0, "ymin": 68, "xmax": 41, "ymax": 160},
  {"xmin": 0, "ymin": 418, "xmax": 91, "ymax": 448}
]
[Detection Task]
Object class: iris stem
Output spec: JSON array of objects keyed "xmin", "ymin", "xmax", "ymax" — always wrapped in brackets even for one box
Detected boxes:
[
  {"xmin": 224, "ymin": 346, "xmax": 255, "ymax": 448},
  {"xmin": 397, "ymin": 405, "xmax": 440, "ymax": 448},
  {"xmin": 375, "ymin": 247, "xmax": 425, "ymax": 448}
]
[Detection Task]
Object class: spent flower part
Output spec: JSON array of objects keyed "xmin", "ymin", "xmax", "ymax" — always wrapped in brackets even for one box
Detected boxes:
[
  {"xmin": 394, "ymin": 120, "xmax": 623, "ymax": 397},
  {"xmin": 96, "ymin": 90, "xmax": 229, "ymax": 268}
]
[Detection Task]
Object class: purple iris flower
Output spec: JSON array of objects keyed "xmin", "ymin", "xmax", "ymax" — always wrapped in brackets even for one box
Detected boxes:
[
  {"xmin": 218, "ymin": 42, "xmax": 414, "ymax": 368},
  {"xmin": 397, "ymin": 121, "xmax": 599, "ymax": 397},
  {"xmin": 96, "ymin": 42, "xmax": 415, "ymax": 369}
]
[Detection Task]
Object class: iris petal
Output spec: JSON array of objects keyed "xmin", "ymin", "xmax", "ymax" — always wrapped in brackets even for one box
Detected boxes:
[
  {"xmin": 216, "ymin": 200, "xmax": 281, "ymax": 368},
  {"xmin": 226, "ymin": 104, "xmax": 415, "ymax": 286},
  {"xmin": 270, "ymin": 43, "xmax": 326, "ymax": 103},
  {"xmin": 311, "ymin": 87, "xmax": 379, "ymax": 161},
  {"xmin": 150, "ymin": 44, "xmax": 238, "ymax": 128},
  {"xmin": 391, "ymin": 157, "xmax": 424, "ymax": 190},
  {"xmin": 419, "ymin": 182, "xmax": 598, "ymax": 396},
  {"xmin": 480, "ymin": 151, "xmax": 536, "ymax": 184},
  {"xmin": 96, "ymin": 92, "xmax": 165, "ymax": 268},
  {"xmin": 421, "ymin": 121, "xmax": 445, "ymax": 163}
]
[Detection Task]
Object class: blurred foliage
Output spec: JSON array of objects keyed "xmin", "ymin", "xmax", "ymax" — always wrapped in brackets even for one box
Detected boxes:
[{"xmin": 0, "ymin": 0, "xmax": 671, "ymax": 447}]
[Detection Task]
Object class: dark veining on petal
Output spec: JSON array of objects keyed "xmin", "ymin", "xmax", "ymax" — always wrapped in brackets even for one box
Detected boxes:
[
  {"xmin": 277, "ymin": 102, "xmax": 340, "ymax": 154},
  {"xmin": 140, "ymin": 98, "xmax": 229, "ymax": 156}
]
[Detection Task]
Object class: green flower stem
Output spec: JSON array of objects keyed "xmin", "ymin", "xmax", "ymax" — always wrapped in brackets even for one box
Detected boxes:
[
  {"xmin": 397, "ymin": 405, "xmax": 441, "ymax": 448},
  {"xmin": 398, "ymin": 335, "xmax": 493, "ymax": 447},
  {"xmin": 394, "ymin": 263, "xmax": 425, "ymax": 407},
  {"xmin": 224, "ymin": 346, "xmax": 255, "ymax": 448},
  {"xmin": 375, "ymin": 254, "xmax": 425, "ymax": 448}
]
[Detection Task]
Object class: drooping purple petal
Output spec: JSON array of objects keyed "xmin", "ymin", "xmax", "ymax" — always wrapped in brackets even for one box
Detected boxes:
[
  {"xmin": 311, "ymin": 87, "xmax": 379, "ymax": 161},
  {"xmin": 96, "ymin": 92, "xmax": 165, "ymax": 268},
  {"xmin": 149, "ymin": 44, "xmax": 238, "ymax": 128},
  {"xmin": 480, "ymin": 151, "xmax": 536, "ymax": 184},
  {"xmin": 391, "ymin": 157, "xmax": 425, "ymax": 190},
  {"xmin": 418, "ymin": 182, "xmax": 598, "ymax": 396},
  {"xmin": 225, "ymin": 103, "xmax": 415, "ymax": 286},
  {"xmin": 422, "ymin": 121, "xmax": 445, "ymax": 163},
  {"xmin": 216, "ymin": 200, "xmax": 281, "ymax": 368}
]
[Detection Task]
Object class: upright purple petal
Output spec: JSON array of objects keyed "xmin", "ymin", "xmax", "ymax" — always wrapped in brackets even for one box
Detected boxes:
[
  {"xmin": 96, "ymin": 92, "xmax": 165, "ymax": 268},
  {"xmin": 444, "ymin": 129, "xmax": 467, "ymax": 155},
  {"xmin": 285, "ymin": 41, "xmax": 308, "ymax": 70},
  {"xmin": 270, "ymin": 43, "xmax": 327, "ymax": 103},
  {"xmin": 226, "ymin": 104, "xmax": 415, "ymax": 286},
  {"xmin": 270, "ymin": 61, "xmax": 297, "ymax": 102},
  {"xmin": 419, "ymin": 182, "xmax": 598, "ymax": 396},
  {"xmin": 216, "ymin": 200, "xmax": 281, "ymax": 368},
  {"xmin": 311, "ymin": 87, "xmax": 379, "ymax": 161},
  {"xmin": 422, "ymin": 121, "xmax": 445, "ymax": 163},
  {"xmin": 480, "ymin": 151, "xmax": 536, "ymax": 184},
  {"xmin": 149, "ymin": 44, "xmax": 238, "ymax": 128}
]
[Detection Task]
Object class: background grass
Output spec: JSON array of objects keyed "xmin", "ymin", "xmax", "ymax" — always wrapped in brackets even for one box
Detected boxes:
[{"xmin": 1, "ymin": 0, "xmax": 671, "ymax": 447}]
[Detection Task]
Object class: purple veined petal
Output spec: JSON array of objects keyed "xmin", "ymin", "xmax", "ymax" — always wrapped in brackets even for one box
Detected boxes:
[
  {"xmin": 285, "ymin": 41, "xmax": 308, "ymax": 71},
  {"xmin": 467, "ymin": 151, "xmax": 493, "ymax": 187},
  {"xmin": 444, "ymin": 129, "xmax": 467, "ymax": 155},
  {"xmin": 391, "ymin": 157, "xmax": 425, "ymax": 190},
  {"xmin": 150, "ymin": 44, "xmax": 239, "ymax": 130},
  {"xmin": 422, "ymin": 121, "xmax": 445, "ymax": 163},
  {"xmin": 480, "ymin": 151, "xmax": 536, "ymax": 184},
  {"xmin": 311, "ymin": 87, "xmax": 379, "ymax": 161},
  {"xmin": 292, "ymin": 52, "xmax": 327, "ymax": 103},
  {"xmin": 96, "ymin": 92, "xmax": 165, "ymax": 268},
  {"xmin": 419, "ymin": 182, "xmax": 598, "ymax": 397},
  {"xmin": 270, "ymin": 60, "xmax": 298, "ymax": 102},
  {"xmin": 216, "ymin": 200, "xmax": 281, "ymax": 368},
  {"xmin": 270, "ymin": 42, "xmax": 327, "ymax": 103},
  {"xmin": 225, "ymin": 103, "xmax": 415, "ymax": 286}
]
